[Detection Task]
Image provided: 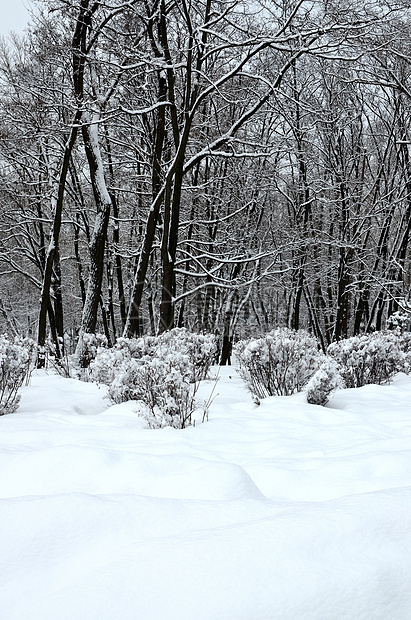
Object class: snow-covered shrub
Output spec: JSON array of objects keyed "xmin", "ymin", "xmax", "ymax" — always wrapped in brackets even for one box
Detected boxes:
[
  {"xmin": 399, "ymin": 331, "xmax": 411, "ymax": 365},
  {"xmin": 74, "ymin": 332, "xmax": 108, "ymax": 370},
  {"xmin": 306, "ymin": 358, "xmax": 343, "ymax": 406},
  {"xmin": 114, "ymin": 335, "xmax": 156, "ymax": 357},
  {"xmin": 327, "ymin": 332, "xmax": 405, "ymax": 388},
  {"xmin": 90, "ymin": 329, "xmax": 215, "ymax": 428},
  {"xmin": 155, "ymin": 328, "xmax": 217, "ymax": 381},
  {"xmin": 396, "ymin": 331, "xmax": 411, "ymax": 374},
  {"xmin": 387, "ymin": 312, "xmax": 411, "ymax": 372},
  {"xmin": 90, "ymin": 329, "xmax": 216, "ymax": 386},
  {"xmin": 235, "ymin": 328, "xmax": 322, "ymax": 399},
  {"xmin": 88, "ymin": 336, "xmax": 155, "ymax": 385},
  {"xmin": 89, "ymin": 344, "xmax": 129, "ymax": 385},
  {"xmin": 108, "ymin": 352, "xmax": 199, "ymax": 429},
  {"xmin": 387, "ymin": 310, "xmax": 410, "ymax": 333},
  {"xmin": 0, "ymin": 335, "xmax": 37, "ymax": 415}
]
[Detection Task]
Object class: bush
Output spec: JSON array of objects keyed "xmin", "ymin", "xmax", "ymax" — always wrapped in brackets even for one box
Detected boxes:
[
  {"xmin": 90, "ymin": 329, "xmax": 216, "ymax": 428},
  {"xmin": 108, "ymin": 352, "xmax": 199, "ymax": 429},
  {"xmin": 0, "ymin": 335, "xmax": 37, "ymax": 415},
  {"xmin": 306, "ymin": 357, "xmax": 343, "ymax": 405},
  {"xmin": 327, "ymin": 332, "xmax": 405, "ymax": 388},
  {"xmin": 88, "ymin": 336, "xmax": 151, "ymax": 385},
  {"xmin": 90, "ymin": 329, "xmax": 216, "ymax": 385},
  {"xmin": 234, "ymin": 328, "xmax": 322, "ymax": 399},
  {"xmin": 387, "ymin": 310, "xmax": 410, "ymax": 333},
  {"xmin": 156, "ymin": 328, "xmax": 217, "ymax": 381},
  {"xmin": 74, "ymin": 332, "xmax": 108, "ymax": 371},
  {"xmin": 398, "ymin": 330, "xmax": 411, "ymax": 349}
]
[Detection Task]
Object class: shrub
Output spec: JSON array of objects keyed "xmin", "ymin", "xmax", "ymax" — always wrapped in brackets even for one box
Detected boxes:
[
  {"xmin": 74, "ymin": 332, "xmax": 108, "ymax": 370},
  {"xmin": 90, "ymin": 329, "xmax": 216, "ymax": 428},
  {"xmin": 306, "ymin": 357, "xmax": 343, "ymax": 406},
  {"xmin": 108, "ymin": 352, "xmax": 199, "ymax": 429},
  {"xmin": 88, "ymin": 336, "xmax": 151, "ymax": 385},
  {"xmin": 154, "ymin": 328, "xmax": 217, "ymax": 381},
  {"xmin": 387, "ymin": 310, "xmax": 410, "ymax": 333},
  {"xmin": 0, "ymin": 335, "xmax": 37, "ymax": 415},
  {"xmin": 234, "ymin": 328, "xmax": 322, "ymax": 399},
  {"xmin": 327, "ymin": 332, "xmax": 405, "ymax": 388},
  {"xmin": 90, "ymin": 329, "xmax": 216, "ymax": 385}
]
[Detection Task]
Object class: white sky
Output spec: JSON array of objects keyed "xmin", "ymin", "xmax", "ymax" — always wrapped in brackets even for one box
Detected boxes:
[{"xmin": 0, "ymin": 0, "xmax": 32, "ymax": 37}]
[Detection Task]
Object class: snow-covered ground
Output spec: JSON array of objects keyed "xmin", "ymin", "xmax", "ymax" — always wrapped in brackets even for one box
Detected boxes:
[{"xmin": 1, "ymin": 367, "xmax": 411, "ymax": 619}]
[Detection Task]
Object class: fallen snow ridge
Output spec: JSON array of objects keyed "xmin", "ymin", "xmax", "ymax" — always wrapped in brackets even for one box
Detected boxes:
[{"xmin": 1, "ymin": 367, "xmax": 411, "ymax": 619}]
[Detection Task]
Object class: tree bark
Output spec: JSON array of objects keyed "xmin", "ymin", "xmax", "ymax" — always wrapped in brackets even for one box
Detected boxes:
[
  {"xmin": 78, "ymin": 112, "xmax": 112, "ymax": 336},
  {"xmin": 37, "ymin": 0, "xmax": 90, "ymax": 366}
]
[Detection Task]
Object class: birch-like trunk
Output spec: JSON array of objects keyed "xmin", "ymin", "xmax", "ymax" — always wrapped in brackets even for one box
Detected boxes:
[{"xmin": 78, "ymin": 111, "xmax": 112, "ymax": 341}]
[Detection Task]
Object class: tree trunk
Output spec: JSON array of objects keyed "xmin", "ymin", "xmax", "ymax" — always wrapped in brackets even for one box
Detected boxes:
[
  {"xmin": 37, "ymin": 0, "xmax": 90, "ymax": 366},
  {"xmin": 37, "ymin": 117, "xmax": 81, "ymax": 366},
  {"xmin": 78, "ymin": 113, "xmax": 112, "ymax": 336},
  {"xmin": 123, "ymin": 70, "xmax": 168, "ymax": 337}
]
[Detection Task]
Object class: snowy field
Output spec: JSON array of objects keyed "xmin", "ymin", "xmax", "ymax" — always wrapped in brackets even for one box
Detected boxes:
[{"xmin": 1, "ymin": 367, "xmax": 411, "ymax": 619}]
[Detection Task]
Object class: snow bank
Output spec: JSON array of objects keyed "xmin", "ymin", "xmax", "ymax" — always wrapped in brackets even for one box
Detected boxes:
[{"xmin": 1, "ymin": 368, "xmax": 411, "ymax": 619}]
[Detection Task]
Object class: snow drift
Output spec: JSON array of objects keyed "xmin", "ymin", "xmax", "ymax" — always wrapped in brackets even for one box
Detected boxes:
[{"xmin": 1, "ymin": 368, "xmax": 411, "ymax": 619}]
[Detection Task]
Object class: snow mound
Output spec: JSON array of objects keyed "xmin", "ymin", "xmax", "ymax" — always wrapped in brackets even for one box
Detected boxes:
[{"xmin": 0, "ymin": 446, "xmax": 262, "ymax": 500}]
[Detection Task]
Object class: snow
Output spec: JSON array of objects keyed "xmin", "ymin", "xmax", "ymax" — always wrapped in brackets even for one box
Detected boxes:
[{"xmin": 1, "ymin": 368, "xmax": 411, "ymax": 619}]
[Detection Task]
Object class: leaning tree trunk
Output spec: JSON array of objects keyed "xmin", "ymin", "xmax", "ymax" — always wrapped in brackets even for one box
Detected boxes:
[{"xmin": 78, "ymin": 112, "xmax": 112, "ymax": 339}]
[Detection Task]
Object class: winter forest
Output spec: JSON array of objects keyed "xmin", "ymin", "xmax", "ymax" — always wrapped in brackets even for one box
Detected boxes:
[
  {"xmin": 2, "ymin": 3, "xmax": 411, "ymax": 617},
  {"xmin": 1, "ymin": 0, "xmax": 411, "ymax": 362}
]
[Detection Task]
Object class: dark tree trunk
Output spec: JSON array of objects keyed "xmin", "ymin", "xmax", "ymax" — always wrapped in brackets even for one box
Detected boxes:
[
  {"xmin": 220, "ymin": 309, "xmax": 233, "ymax": 366},
  {"xmin": 37, "ymin": 114, "xmax": 82, "ymax": 366},
  {"xmin": 124, "ymin": 69, "xmax": 168, "ymax": 337},
  {"xmin": 52, "ymin": 246, "xmax": 64, "ymax": 352},
  {"xmin": 37, "ymin": 0, "xmax": 91, "ymax": 366}
]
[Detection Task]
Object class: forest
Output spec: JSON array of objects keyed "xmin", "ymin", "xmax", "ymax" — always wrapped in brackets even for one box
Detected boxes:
[{"xmin": 0, "ymin": 0, "xmax": 410, "ymax": 363}]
